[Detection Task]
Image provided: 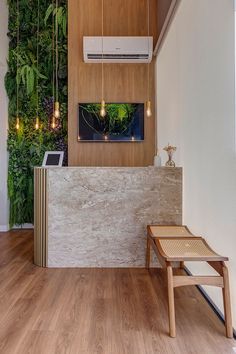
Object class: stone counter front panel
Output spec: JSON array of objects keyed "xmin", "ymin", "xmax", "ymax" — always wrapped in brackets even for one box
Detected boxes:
[{"xmin": 46, "ymin": 167, "xmax": 182, "ymax": 267}]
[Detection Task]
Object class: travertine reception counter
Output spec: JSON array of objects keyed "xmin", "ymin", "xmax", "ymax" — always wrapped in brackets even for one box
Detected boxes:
[{"xmin": 34, "ymin": 167, "xmax": 182, "ymax": 267}]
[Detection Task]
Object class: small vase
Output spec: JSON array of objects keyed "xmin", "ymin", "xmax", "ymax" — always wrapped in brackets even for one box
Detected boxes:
[
  {"xmin": 165, "ymin": 153, "xmax": 175, "ymax": 167},
  {"xmin": 154, "ymin": 154, "xmax": 162, "ymax": 167},
  {"xmin": 163, "ymin": 144, "xmax": 177, "ymax": 167}
]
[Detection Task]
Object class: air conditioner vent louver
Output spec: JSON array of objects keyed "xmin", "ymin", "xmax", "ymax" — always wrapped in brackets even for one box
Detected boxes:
[
  {"xmin": 87, "ymin": 54, "xmax": 149, "ymax": 60},
  {"xmin": 83, "ymin": 36, "xmax": 153, "ymax": 63}
]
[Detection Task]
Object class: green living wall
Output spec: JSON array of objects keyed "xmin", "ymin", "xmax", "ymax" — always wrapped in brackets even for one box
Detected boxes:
[{"xmin": 5, "ymin": 0, "xmax": 67, "ymax": 227}]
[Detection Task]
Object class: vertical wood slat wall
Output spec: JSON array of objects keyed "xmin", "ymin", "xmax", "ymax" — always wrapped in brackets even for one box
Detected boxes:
[
  {"xmin": 34, "ymin": 168, "xmax": 48, "ymax": 267},
  {"xmin": 68, "ymin": 0, "xmax": 158, "ymax": 167}
]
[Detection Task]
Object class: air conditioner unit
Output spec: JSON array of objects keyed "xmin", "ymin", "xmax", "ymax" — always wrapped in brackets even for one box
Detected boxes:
[{"xmin": 83, "ymin": 36, "xmax": 153, "ymax": 63}]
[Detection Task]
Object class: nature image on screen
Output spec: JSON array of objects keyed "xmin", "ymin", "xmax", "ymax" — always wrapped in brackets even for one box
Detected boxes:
[{"xmin": 78, "ymin": 103, "xmax": 144, "ymax": 141}]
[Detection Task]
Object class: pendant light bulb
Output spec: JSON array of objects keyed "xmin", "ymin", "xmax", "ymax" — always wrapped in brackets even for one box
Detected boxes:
[
  {"xmin": 100, "ymin": 99, "xmax": 106, "ymax": 118},
  {"xmin": 35, "ymin": 116, "xmax": 39, "ymax": 130},
  {"xmin": 54, "ymin": 101, "xmax": 60, "ymax": 119},
  {"xmin": 146, "ymin": 0, "xmax": 152, "ymax": 119},
  {"xmin": 146, "ymin": 100, "xmax": 152, "ymax": 117},
  {"xmin": 16, "ymin": 117, "xmax": 20, "ymax": 130},
  {"xmin": 51, "ymin": 116, "xmax": 56, "ymax": 129}
]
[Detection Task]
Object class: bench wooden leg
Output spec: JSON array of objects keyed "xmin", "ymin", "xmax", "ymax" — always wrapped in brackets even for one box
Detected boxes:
[
  {"xmin": 222, "ymin": 264, "xmax": 233, "ymax": 338},
  {"xmin": 167, "ymin": 263, "xmax": 176, "ymax": 337},
  {"xmin": 146, "ymin": 236, "xmax": 151, "ymax": 269}
]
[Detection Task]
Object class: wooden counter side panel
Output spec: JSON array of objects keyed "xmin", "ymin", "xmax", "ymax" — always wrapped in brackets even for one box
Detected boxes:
[{"xmin": 34, "ymin": 168, "xmax": 48, "ymax": 267}]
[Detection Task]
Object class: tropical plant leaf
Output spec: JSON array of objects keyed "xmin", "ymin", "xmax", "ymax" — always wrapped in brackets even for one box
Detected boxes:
[{"xmin": 44, "ymin": 4, "xmax": 54, "ymax": 25}]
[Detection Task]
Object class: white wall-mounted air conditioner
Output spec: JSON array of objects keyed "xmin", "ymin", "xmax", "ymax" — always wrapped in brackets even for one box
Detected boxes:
[{"xmin": 83, "ymin": 36, "xmax": 153, "ymax": 63}]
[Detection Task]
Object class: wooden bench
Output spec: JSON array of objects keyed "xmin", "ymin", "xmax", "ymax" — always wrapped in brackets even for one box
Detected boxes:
[{"xmin": 146, "ymin": 225, "xmax": 233, "ymax": 338}]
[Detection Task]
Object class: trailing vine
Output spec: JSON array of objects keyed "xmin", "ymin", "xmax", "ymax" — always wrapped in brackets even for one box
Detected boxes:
[{"xmin": 5, "ymin": 0, "xmax": 68, "ymax": 227}]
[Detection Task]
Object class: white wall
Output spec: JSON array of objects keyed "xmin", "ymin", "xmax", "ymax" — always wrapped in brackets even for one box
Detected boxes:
[
  {"xmin": 156, "ymin": 0, "xmax": 236, "ymax": 328},
  {"xmin": 0, "ymin": 0, "xmax": 9, "ymax": 231}
]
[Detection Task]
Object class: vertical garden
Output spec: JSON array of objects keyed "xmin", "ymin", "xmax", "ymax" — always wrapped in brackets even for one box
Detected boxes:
[{"xmin": 5, "ymin": 0, "xmax": 67, "ymax": 227}]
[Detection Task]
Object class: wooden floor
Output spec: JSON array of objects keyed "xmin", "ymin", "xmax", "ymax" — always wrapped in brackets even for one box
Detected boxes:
[{"xmin": 0, "ymin": 231, "xmax": 235, "ymax": 354}]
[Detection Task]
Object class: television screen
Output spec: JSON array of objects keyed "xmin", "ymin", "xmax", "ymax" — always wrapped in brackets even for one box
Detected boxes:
[{"xmin": 78, "ymin": 103, "xmax": 144, "ymax": 141}]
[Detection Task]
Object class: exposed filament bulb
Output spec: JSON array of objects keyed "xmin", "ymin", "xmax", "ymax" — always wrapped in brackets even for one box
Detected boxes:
[
  {"xmin": 54, "ymin": 101, "xmax": 60, "ymax": 119},
  {"xmin": 100, "ymin": 99, "xmax": 106, "ymax": 118},
  {"xmin": 16, "ymin": 117, "xmax": 20, "ymax": 130},
  {"xmin": 146, "ymin": 100, "xmax": 152, "ymax": 117},
  {"xmin": 35, "ymin": 116, "xmax": 39, "ymax": 130}
]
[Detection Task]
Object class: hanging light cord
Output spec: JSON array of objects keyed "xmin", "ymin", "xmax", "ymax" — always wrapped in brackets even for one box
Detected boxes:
[
  {"xmin": 147, "ymin": 0, "xmax": 150, "ymax": 101},
  {"xmin": 16, "ymin": 0, "xmax": 19, "ymax": 118},
  {"xmin": 55, "ymin": 0, "xmax": 59, "ymax": 103},
  {"xmin": 36, "ymin": 0, "xmax": 40, "ymax": 118},
  {"xmin": 102, "ymin": 0, "xmax": 104, "ymax": 101},
  {"xmin": 52, "ymin": 0, "xmax": 55, "ymax": 103}
]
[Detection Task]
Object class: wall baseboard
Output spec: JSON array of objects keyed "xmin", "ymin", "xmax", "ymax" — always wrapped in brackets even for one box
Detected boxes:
[
  {"xmin": 184, "ymin": 266, "xmax": 236, "ymax": 340},
  {"xmin": 13, "ymin": 223, "xmax": 34, "ymax": 229},
  {"xmin": 0, "ymin": 224, "xmax": 34, "ymax": 232},
  {"xmin": 0, "ymin": 225, "xmax": 9, "ymax": 232}
]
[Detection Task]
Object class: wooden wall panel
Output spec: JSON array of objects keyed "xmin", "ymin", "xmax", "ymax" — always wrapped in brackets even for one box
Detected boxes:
[
  {"xmin": 68, "ymin": 0, "xmax": 158, "ymax": 166},
  {"xmin": 157, "ymin": 0, "xmax": 172, "ymax": 38}
]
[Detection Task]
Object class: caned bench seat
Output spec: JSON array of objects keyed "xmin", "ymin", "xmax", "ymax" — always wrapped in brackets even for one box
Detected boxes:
[{"xmin": 146, "ymin": 225, "xmax": 233, "ymax": 338}]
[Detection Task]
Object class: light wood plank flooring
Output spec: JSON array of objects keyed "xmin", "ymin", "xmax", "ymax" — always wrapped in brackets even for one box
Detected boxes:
[{"xmin": 0, "ymin": 230, "xmax": 235, "ymax": 354}]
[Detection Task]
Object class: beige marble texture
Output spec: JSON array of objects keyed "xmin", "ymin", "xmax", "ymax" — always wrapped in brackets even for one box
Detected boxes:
[{"xmin": 47, "ymin": 167, "xmax": 182, "ymax": 267}]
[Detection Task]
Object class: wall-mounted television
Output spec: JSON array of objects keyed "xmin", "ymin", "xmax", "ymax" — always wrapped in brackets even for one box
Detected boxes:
[{"xmin": 78, "ymin": 103, "xmax": 144, "ymax": 142}]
